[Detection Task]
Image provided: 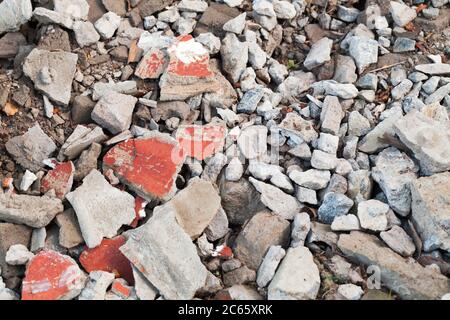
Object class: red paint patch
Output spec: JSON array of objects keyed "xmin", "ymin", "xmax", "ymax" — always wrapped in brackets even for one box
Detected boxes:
[
  {"xmin": 135, "ymin": 48, "xmax": 168, "ymax": 79},
  {"xmin": 111, "ymin": 279, "xmax": 132, "ymax": 298},
  {"xmin": 79, "ymin": 236, "xmax": 134, "ymax": 285},
  {"xmin": 41, "ymin": 161, "xmax": 74, "ymax": 199},
  {"xmin": 103, "ymin": 136, "xmax": 185, "ymax": 201},
  {"xmin": 176, "ymin": 125, "xmax": 227, "ymax": 161},
  {"xmin": 22, "ymin": 250, "xmax": 84, "ymax": 300}
]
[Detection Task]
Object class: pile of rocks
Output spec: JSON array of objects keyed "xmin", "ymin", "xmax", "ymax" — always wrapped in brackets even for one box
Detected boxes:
[{"xmin": 0, "ymin": 0, "xmax": 449, "ymax": 300}]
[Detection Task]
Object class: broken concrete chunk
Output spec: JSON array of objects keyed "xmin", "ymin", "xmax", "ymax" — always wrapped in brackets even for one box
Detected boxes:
[
  {"xmin": 55, "ymin": 209, "xmax": 84, "ymax": 249},
  {"xmin": 249, "ymin": 178, "xmax": 302, "ymax": 220},
  {"xmin": 120, "ymin": 209, "xmax": 207, "ymax": 300},
  {"xmin": 102, "ymin": 132, "xmax": 185, "ymax": 201},
  {"xmin": 66, "ymin": 170, "xmax": 135, "ymax": 248},
  {"xmin": 372, "ymin": 147, "xmax": 418, "ymax": 216},
  {"xmin": 0, "ymin": 0, "xmax": 32, "ymax": 34},
  {"xmin": 78, "ymin": 271, "xmax": 115, "ymax": 300},
  {"xmin": 0, "ymin": 193, "xmax": 63, "ymax": 228},
  {"xmin": 237, "ymin": 125, "xmax": 268, "ymax": 159},
  {"xmin": 410, "ymin": 172, "xmax": 450, "ymax": 252},
  {"xmin": 91, "ymin": 92, "xmax": 137, "ymax": 135},
  {"xmin": 23, "ymin": 49, "xmax": 78, "ymax": 106},
  {"xmin": 159, "ymin": 177, "xmax": 221, "ymax": 239},
  {"xmin": 5, "ymin": 124, "xmax": 57, "ymax": 172},
  {"xmin": 380, "ymin": 225, "xmax": 416, "ymax": 257},
  {"xmin": 268, "ymin": 246, "xmax": 321, "ymax": 300},
  {"xmin": 256, "ymin": 245, "xmax": 286, "ymax": 288},
  {"xmin": 5, "ymin": 244, "xmax": 34, "ymax": 266},
  {"xmin": 234, "ymin": 211, "xmax": 290, "ymax": 271},
  {"xmin": 338, "ymin": 231, "xmax": 449, "ymax": 300},
  {"xmin": 394, "ymin": 110, "xmax": 450, "ymax": 175}
]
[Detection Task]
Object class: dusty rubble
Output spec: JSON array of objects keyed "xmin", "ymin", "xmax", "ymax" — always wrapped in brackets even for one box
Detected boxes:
[{"xmin": 0, "ymin": 0, "xmax": 449, "ymax": 301}]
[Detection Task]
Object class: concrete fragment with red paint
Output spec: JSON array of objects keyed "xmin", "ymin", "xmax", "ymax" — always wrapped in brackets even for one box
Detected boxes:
[
  {"xmin": 22, "ymin": 250, "xmax": 86, "ymax": 300},
  {"xmin": 110, "ymin": 278, "xmax": 135, "ymax": 299},
  {"xmin": 103, "ymin": 131, "xmax": 185, "ymax": 202},
  {"xmin": 79, "ymin": 236, "xmax": 134, "ymax": 285},
  {"xmin": 135, "ymin": 48, "xmax": 168, "ymax": 79},
  {"xmin": 159, "ymin": 35, "xmax": 221, "ymax": 101},
  {"xmin": 41, "ymin": 161, "xmax": 75, "ymax": 199},
  {"xmin": 176, "ymin": 124, "xmax": 227, "ymax": 161},
  {"xmin": 66, "ymin": 169, "xmax": 135, "ymax": 248}
]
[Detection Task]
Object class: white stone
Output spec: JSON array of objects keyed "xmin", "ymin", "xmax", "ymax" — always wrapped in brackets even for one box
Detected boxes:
[
  {"xmin": 268, "ymin": 246, "xmax": 321, "ymax": 300},
  {"xmin": 337, "ymin": 284, "xmax": 364, "ymax": 300},
  {"xmin": 5, "ymin": 244, "xmax": 34, "ymax": 265},
  {"xmin": 304, "ymin": 37, "xmax": 333, "ymax": 70},
  {"xmin": 389, "ymin": 1, "xmax": 417, "ymax": 27},
  {"xmin": 95, "ymin": 12, "xmax": 121, "ymax": 39},
  {"xmin": 357, "ymin": 199, "xmax": 389, "ymax": 231},
  {"xmin": 20, "ymin": 170, "xmax": 37, "ymax": 191},
  {"xmin": 331, "ymin": 214, "xmax": 361, "ymax": 231},
  {"xmin": 257, "ymin": 246, "xmax": 286, "ymax": 288}
]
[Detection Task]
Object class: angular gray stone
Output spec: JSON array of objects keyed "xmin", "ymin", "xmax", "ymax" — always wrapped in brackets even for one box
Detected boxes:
[
  {"xmin": 94, "ymin": 12, "xmax": 121, "ymax": 39},
  {"xmin": 23, "ymin": 48, "xmax": 78, "ymax": 105},
  {"xmin": 221, "ymin": 33, "xmax": 248, "ymax": 83},
  {"xmin": 268, "ymin": 246, "xmax": 320, "ymax": 300},
  {"xmin": 304, "ymin": 37, "xmax": 333, "ymax": 70},
  {"xmin": 205, "ymin": 207, "xmax": 229, "ymax": 242},
  {"xmin": 237, "ymin": 125, "xmax": 268, "ymax": 159},
  {"xmin": 394, "ymin": 110, "xmax": 450, "ymax": 175},
  {"xmin": 372, "ymin": 147, "xmax": 419, "ymax": 216},
  {"xmin": 256, "ymin": 245, "xmax": 286, "ymax": 288},
  {"xmin": 410, "ymin": 172, "xmax": 450, "ymax": 252},
  {"xmin": 357, "ymin": 199, "xmax": 389, "ymax": 231},
  {"xmin": 318, "ymin": 192, "xmax": 354, "ymax": 224},
  {"xmin": 279, "ymin": 112, "xmax": 318, "ymax": 143},
  {"xmin": 223, "ymin": 12, "xmax": 246, "ymax": 34},
  {"xmin": 132, "ymin": 266, "xmax": 158, "ymax": 300},
  {"xmin": 32, "ymin": 7, "xmax": 74, "ymax": 29},
  {"xmin": 389, "ymin": 1, "xmax": 417, "ymax": 27},
  {"xmin": 322, "ymin": 81, "xmax": 359, "ymax": 99},
  {"xmin": 5, "ymin": 244, "xmax": 33, "ymax": 265},
  {"xmin": 311, "ymin": 150, "xmax": 338, "ymax": 170},
  {"xmin": 0, "ymin": 0, "xmax": 32, "ymax": 34},
  {"xmin": 236, "ymin": 88, "xmax": 264, "ymax": 114},
  {"xmin": 391, "ymin": 79, "xmax": 413, "ymax": 100},
  {"xmin": 5, "ymin": 124, "xmax": 56, "ymax": 172},
  {"xmin": 338, "ymin": 231, "xmax": 449, "ymax": 300},
  {"xmin": 393, "ymin": 37, "xmax": 416, "ymax": 53},
  {"xmin": 91, "ymin": 92, "xmax": 137, "ymax": 134},
  {"xmin": 54, "ymin": 0, "xmax": 89, "ymax": 20},
  {"xmin": 424, "ymin": 83, "xmax": 450, "ymax": 104},
  {"xmin": 290, "ymin": 212, "xmax": 311, "ymax": 248},
  {"xmin": 380, "ymin": 225, "xmax": 416, "ymax": 257},
  {"xmin": 55, "ymin": 209, "xmax": 84, "ymax": 249},
  {"xmin": 78, "ymin": 271, "xmax": 115, "ymax": 300},
  {"xmin": 320, "ymin": 96, "xmax": 343, "ymax": 135},
  {"xmin": 358, "ymin": 108, "xmax": 403, "ymax": 153},
  {"xmin": 66, "ymin": 170, "xmax": 135, "ymax": 248},
  {"xmin": 348, "ymin": 111, "xmax": 371, "ymax": 137},
  {"xmin": 289, "ymin": 169, "xmax": 331, "ymax": 190},
  {"xmin": 348, "ymin": 36, "xmax": 378, "ymax": 73},
  {"xmin": 277, "ymin": 71, "xmax": 316, "ymax": 104},
  {"xmin": 414, "ymin": 63, "xmax": 450, "ymax": 76},
  {"xmin": 333, "ymin": 54, "xmax": 358, "ymax": 83},
  {"xmin": 331, "ymin": 214, "xmax": 361, "ymax": 231},
  {"xmin": 120, "ymin": 209, "xmax": 208, "ymax": 300},
  {"xmin": 161, "ymin": 177, "xmax": 221, "ymax": 240},
  {"xmin": 0, "ymin": 193, "xmax": 63, "ymax": 228},
  {"xmin": 249, "ymin": 178, "xmax": 301, "ymax": 220},
  {"xmin": 234, "ymin": 211, "xmax": 290, "ymax": 270}
]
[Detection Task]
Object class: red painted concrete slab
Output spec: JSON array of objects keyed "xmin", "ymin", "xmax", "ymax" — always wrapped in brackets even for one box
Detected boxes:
[
  {"xmin": 41, "ymin": 161, "xmax": 74, "ymax": 199},
  {"xmin": 103, "ymin": 134, "xmax": 185, "ymax": 201},
  {"xmin": 22, "ymin": 250, "xmax": 85, "ymax": 300},
  {"xmin": 176, "ymin": 124, "xmax": 227, "ymax": 161}
]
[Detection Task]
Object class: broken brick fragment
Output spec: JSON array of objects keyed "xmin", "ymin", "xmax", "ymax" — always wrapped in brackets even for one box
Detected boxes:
[
  {"xmin": 176, "ymin": 124, "xmax": 227, "ymax": 161},
  {"xmin": 41, "ymin": 161, "xmax": 75, "ymax": 199},
  {"xmin": 22, "ymin": 250, "xmax": 86, "ymax": 300},
  {"xmin": 103, "ymin": 132, "xmax": 185, "ymax": 201},
  {"xmin": 79, "ymin": 236, "xmax": 134, "ymax": 285}
]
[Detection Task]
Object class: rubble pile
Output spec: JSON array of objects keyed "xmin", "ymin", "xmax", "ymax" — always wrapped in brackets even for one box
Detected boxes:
[{"xmin": 0, "ymin": 0, "xmax": 449, "ymax": 300}]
